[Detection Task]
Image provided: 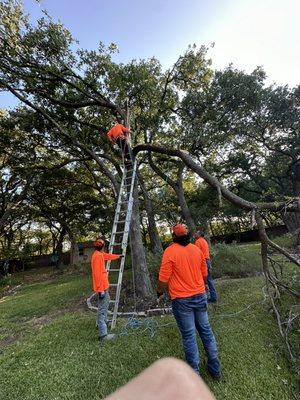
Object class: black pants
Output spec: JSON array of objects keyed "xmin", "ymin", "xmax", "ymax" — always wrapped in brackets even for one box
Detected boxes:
[{"xmin": 116, "ymin": 138, "xmax": 131, "ymax": 161}]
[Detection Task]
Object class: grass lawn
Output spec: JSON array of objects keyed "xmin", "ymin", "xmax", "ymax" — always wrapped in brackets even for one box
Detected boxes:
[{"xmin": 0, "ymin": 268, "xmax": 299, "ymax": 400}]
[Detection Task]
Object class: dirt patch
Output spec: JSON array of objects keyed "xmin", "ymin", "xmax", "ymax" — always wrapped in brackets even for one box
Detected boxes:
[
  {"xmin": 27, "ymin": 296, "xmax": 87, "ymax": 328},
  {"xmin": 0, "ymin": 297, "xmax": 87, "ymax": 351},
  {"xmin": 0, "ymin": 333, "xmax": 21, "ymax": 350},
  {"xmin": 0, "ymin": 284, "xmax": 23, "ymax": 299}
]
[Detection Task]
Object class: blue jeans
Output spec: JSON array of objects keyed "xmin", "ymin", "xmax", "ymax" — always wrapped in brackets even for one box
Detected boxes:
[
  {"xmin": 172, "ymin": 293, "xmax": 221, "ymax": 376},
  {"xmin": 206, "ymin": 259, "xmax": 217, "ymax": 302},
  {"xmin": 97, "ymin": 291, "xmax": 110, "ymax": 338}
]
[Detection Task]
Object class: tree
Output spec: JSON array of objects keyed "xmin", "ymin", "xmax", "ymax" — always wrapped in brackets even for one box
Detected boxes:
[
  {"xmin": 181, "ymin": 66, "xmax": 300, "ymax": 243},
  {"xmin": 0, "ymin": 1, "xmax": 155, "ymax": 296}
]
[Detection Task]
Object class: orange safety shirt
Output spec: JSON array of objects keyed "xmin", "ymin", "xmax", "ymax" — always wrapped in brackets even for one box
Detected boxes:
[
  {"xmin": 159, "ymin": 243, "xmax": 208, "ymax": 300},
  {"xmin": 107, "ymin": 124, "xmax": 130, "ymax": 142},
  {"xmin": 195, "ymin": 237, "xmax": 210, "ymax": 259},
  {"xmin": 91, "ymin": 250, "xmax": 120, "ymax": 292}
]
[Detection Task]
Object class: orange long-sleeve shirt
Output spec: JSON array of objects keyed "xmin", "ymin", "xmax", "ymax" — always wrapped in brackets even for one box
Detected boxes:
[
  {"xmin": 159, "ymin": 243, "xmax": 208, "ymax": 300},
  {"xmin": 107, "ymin": 124, "xmax": 130, "ymax": 142},
  {"xmin": 91, "ymin": 250, "xmax": 121, "ymax": 292},
  {"xmin": 195, "ymin": 237, "xmax": 210, "ymax": 259}
]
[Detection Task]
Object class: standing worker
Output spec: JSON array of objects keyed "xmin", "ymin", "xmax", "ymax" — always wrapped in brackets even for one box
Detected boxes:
[
  {"xmin": 194, "ymin": 231, "xmax": 217, "ymax": 303},
  {"xmin": 107, "ymin": 123, "xmax": 131, "ymax": 162},
  {"xmin": 157, "ymin": 224, "xmax": 221, "ymax": 378},
  {"xmin": 91, "ymin": 238, "xmax": 122, "ymax": 341}
]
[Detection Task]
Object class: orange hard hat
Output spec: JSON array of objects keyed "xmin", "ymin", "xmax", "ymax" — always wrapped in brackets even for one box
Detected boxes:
[
  {"xmin": 93, "ymin": 239, "xmax": 105, "ymax": 248},
  {"xmin": 172, "ymin": 224, "xmax": 188, "ymax": 237}
]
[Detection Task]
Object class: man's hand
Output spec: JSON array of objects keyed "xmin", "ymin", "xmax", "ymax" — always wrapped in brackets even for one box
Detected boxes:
[
  {"xmin": 105, "ymin": 358, "xmax": 215, "ymax": 400},
  {"xmin": 157, "ymin": 291, "xmax": 164, "ymax": 299}
]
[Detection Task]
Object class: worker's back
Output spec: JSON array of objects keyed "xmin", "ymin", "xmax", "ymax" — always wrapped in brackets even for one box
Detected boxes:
[
  {"xmin": 159, "ymin": 243, "xmax": 207, "ymax": 299},
  {"xmin": 195, "ymin": 237, "xmax": 210, "ymax": 259},
  {"xmin": 107, "ymin": 124, "xmax": 129, "ymax": 141}
]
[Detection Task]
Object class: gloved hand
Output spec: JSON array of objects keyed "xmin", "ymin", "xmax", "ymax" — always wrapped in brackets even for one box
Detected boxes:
[
  {"xmin": 157, "ymin": 291, "xmax": 164, "ymax": 299},
  {"xmin": 99, "ymin": 291, "xmax": 105, "ymax": 299}
]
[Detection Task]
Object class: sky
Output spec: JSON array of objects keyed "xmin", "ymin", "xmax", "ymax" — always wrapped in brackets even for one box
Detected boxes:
[{"xmin": 1, "ymin": 0, "xmax": 300, "ymax": 108}]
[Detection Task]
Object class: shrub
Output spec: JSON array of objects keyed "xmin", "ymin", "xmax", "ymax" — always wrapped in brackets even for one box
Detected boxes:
[
  {"xmin": 272, "ymin": 233, "xmax": 295, "ymax": 249},
  {"xmin": 211, "ymin": 243, "xmax": 262, "ymax": 278}
]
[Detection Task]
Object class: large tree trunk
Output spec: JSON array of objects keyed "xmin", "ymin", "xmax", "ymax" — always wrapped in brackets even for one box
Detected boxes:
[
  {"xmin": 55, "ymin": 227, "xmax": 66, "ymax": 269},
  {"xmin": 175, "ymin": 182, "xmax": 196, "ymax": 236},
  {"xmin": 129, "ymin": 181, "xmax": 154, "ymax": 299},
  {"xmin": 68, "ymin": 230, "xmax": 79, "ymax": 267},
  {"xmin": 139, "ymin": 176, "xmax": 163, "ymax": 255},
  {"xmin": 148, "ymin": 155, "xmax": 196, "ymax": 236}
]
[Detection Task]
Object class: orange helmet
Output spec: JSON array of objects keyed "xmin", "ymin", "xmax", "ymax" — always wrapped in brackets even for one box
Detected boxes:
[
  {"xmin": 93, "ymin": 239, "xmax": 105, "ymax": 248},
  {"xmin": 172, "ymin": 224, "xmax": 188, "ymax": 237}
]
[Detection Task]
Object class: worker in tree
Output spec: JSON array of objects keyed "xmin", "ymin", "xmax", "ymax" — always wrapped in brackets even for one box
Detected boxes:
[
  {"xmin": 157, "ymin": 224, "xmax": 221, "ymax": 379},
  {"xmin": 91, "ymin": 238, "xmax": 122, "ymax": 341},
  {"xmin": 194, "ymin": 230, "xmax": 217, "ymax": 303},
  {"xmin": 107, "ymin": 123, "xmax": 131, "ymax": 163}
]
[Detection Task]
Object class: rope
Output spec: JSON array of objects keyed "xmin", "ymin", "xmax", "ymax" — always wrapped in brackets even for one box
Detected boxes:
[
  {"xmin": 117, "ymin": 299, "xmax": 264, "ymax": 338},
  {"xmin": 118, "ymin": 315, "xmax": 175, "ymax": 338}
]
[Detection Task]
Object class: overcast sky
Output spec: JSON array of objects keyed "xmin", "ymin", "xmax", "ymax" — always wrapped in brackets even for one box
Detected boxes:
[{"xmin": 1, "ymin": 0, "xmax": 299, "ymax": 108}]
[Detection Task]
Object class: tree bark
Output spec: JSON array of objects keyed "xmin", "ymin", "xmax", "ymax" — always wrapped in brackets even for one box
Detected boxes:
[
  {"xmin": 55, "ymin": 227, "xmax": 66, "ymax": 269},
  {"xmin": 129, "ymin": 180, "xmax": 154, "ymax": 299},
  {"xmin": 138, "ymin": 174, "xmax": 163, "ymax": 255},
  {"xmin": 175, "ymin": 176, "xmax": 197, "ymax": 236},
  {"xmin": 148, "ymin": 154, "xmax": 196, "ymax": 235},
  {"xmin": 68, "ymin": 230, "xmax": 79, "ymax": 267}
]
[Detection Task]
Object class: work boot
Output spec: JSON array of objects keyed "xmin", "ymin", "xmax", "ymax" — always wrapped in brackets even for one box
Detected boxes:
[
  {"xmin": 206, "ymin": 365, "xmax": 221, "ymax": 381},
  {"xmin": 99, "ymin": 333, "xmax": 116, "ymax": 341}
]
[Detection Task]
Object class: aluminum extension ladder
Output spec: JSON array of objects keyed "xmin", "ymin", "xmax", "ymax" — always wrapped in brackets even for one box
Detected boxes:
[{"xmin": 106, "ymin": 147, "xmax": 137, "ymax": 329}]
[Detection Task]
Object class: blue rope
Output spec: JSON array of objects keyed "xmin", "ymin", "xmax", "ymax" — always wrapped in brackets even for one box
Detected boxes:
[
  {"xmin": 119, "ymin": 316, "xmax": 158, "ymax": 338},
  {"xmin": 118, "ymin": 315, "xmax": 175, "ymax": 338}
]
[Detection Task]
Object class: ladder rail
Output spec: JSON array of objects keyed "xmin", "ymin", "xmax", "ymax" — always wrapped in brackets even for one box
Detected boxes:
[
  {"xmin": 106, "ymin": 171, "xmax": 126, "ymax": 271},
  {"xmin": 109, "ymin": 160, "xmax": 137, "ymax": 329}
]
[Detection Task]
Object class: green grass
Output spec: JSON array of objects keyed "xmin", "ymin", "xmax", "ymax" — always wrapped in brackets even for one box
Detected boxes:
[
  {"xmin": 0, "ymin": 273, "xmax": 90, "ymax": 321},
  {"xmin": 0, "ymin": 267, "xmax": 299, "ymax": 400}
]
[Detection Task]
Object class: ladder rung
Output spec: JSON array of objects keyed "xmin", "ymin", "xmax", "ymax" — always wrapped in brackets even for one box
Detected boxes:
[
  {"xmin": 117, "ymin": 219, "xmax": 126, "ymax": 223},
  {"xmin": 109, "ymin": 300, "xmax": 116, "ymax": 303},
  {"xmin": 109, "ymin": 269, "xmax": 121, "ymax": 272},
  {"xmin": 110, "ymin": 283, "xmax": 118, "ymax": 287},
  {"xmin": 115, "ymin": 231, "xmax": 125, "ymax": 234},
  {"xmin": 112, "ymin": 242, "xmax": 123, "ymax": 245}
]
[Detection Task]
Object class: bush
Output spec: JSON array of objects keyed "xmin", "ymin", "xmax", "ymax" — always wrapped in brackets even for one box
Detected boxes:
[
  {"xmin": 272, "ymin": 233, "xmax": 295, "ymax": 249},
  {"xmin": 211, "ymin": 243, "xmax": 262, "ymax": 278},
  {"xmin": 0, "ymin": 274, "xmax": 12, "ymax": 287}
]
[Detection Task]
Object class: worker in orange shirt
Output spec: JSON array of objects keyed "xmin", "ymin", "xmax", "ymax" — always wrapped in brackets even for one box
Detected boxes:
[
  {"xmin": 107, "ymin": 123, "xmax": 131, "ymax": 163},
  {"xmin": 194, "ymin": 230, "xmax": 217, "ymax": 303},
  {"xmin": 157, "ymin": 224, "xmax": 221, "ymax": 379},
  {"xmin": 91, "ymin": 238, "xmax": 122, "ymax": 341}
]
